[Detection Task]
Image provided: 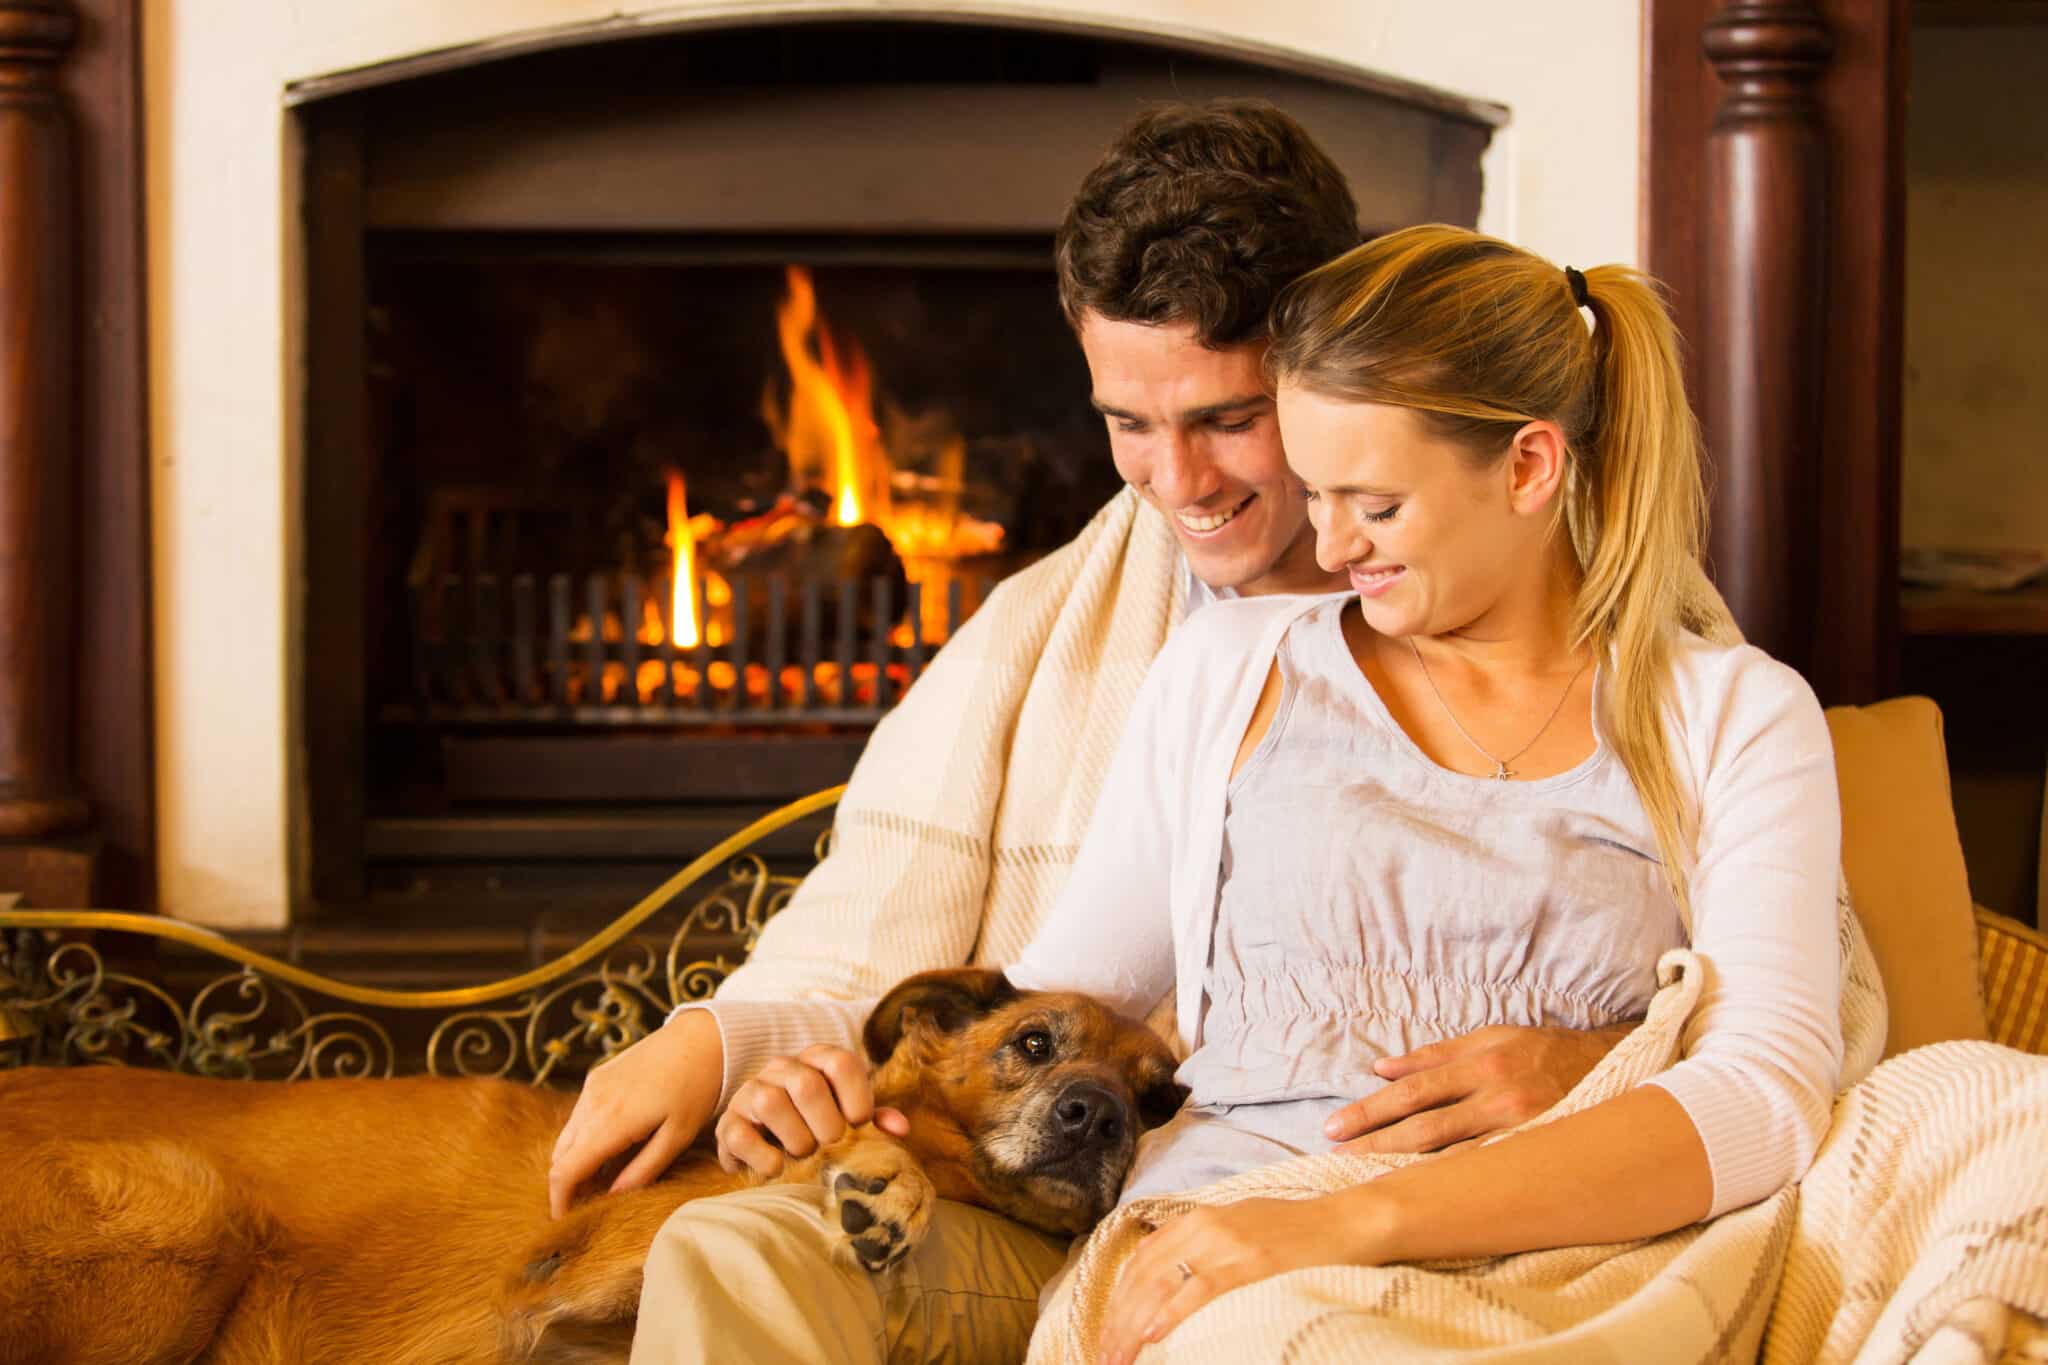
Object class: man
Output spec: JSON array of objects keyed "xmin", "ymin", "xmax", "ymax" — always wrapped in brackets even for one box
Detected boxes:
[{"xmin": 550, "ymin": 101, "xmax": 1629, "ymax": 1362}]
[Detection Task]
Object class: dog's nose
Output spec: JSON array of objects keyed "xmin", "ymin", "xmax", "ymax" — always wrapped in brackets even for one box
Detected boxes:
[{"xmin": 1053, "ymin": 1082, "xmax": 1127, "ymax": 1147}]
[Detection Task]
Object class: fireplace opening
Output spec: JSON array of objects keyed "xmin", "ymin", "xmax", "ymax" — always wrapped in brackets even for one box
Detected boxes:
[
  {"xmin": 364, "ymin": 238, "xmax": 1115, "ymax": 817},
  {"xmin": 297, "ymin": 17, "xmax": 1496, "ymax": 925}
]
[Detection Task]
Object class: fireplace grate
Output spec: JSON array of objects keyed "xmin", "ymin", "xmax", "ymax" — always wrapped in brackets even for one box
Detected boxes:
[{"xmin": 402, "ymin": 569, "xmax": 969, "ymax": 727}]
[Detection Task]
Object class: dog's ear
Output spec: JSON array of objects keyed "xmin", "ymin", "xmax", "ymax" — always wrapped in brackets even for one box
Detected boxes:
[
  {"xmin": 1135, "ymin": 1067, "xmax": 1191, "ymax": 1130},
  {"xmin": 863, "ymin": 968, "xmax": 1019, "ymax": 1063}
]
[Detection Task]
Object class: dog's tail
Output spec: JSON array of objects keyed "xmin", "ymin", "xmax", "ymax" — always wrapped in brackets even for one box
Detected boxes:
[{"xmin": 499, "ymin": 1178, "xmax": 730, "ymax": 1361}]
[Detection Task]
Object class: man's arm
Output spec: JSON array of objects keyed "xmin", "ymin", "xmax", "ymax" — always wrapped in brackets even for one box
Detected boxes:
[{"xmin": 702, "ymin": 491, "xmax": 1172, "ymax": 1101}]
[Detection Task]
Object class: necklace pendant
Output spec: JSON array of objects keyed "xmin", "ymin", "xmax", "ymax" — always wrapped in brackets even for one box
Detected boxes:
[{"xmin": 1493, "ymin": 762, "xmax": 1513, "ymax": 780}]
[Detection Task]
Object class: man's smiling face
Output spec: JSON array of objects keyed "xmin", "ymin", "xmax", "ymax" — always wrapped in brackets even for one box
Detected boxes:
[{"xmin": 1077, "ymin": 313, "xmax": 1328, "ymax": 596}]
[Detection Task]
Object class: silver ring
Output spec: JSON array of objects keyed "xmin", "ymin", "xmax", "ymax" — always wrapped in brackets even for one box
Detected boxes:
[{"xmin": 1174, "ymin": 1259, "xmax": 1195, "ymax": 1282}]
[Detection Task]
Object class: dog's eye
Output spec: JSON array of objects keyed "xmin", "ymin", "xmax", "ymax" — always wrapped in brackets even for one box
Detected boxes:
[{"xmin": 1014, "ymin": 1030, "xmax": 1054, "ymax": 1062}]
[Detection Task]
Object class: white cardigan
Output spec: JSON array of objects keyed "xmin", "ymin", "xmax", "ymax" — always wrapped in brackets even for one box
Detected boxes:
[
  {"xmin": 696, "ymin": 590, "xmax": 1845, "ymax": 1217},
  {"xmin": 1007, "ymin": 592, "xmax": 1846, "ymax": 1217}
]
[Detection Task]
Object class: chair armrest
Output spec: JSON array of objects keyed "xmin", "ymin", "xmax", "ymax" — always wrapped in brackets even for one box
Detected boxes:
[{"xmin": 1975, "ymin": 906, "xmax": 2048, "ymax": 1056}]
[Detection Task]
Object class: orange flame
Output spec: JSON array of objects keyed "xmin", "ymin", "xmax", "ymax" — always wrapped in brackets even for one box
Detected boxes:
[
  {"xmin": 666, "ymin": 470, "xmax": 701, "ymax": 648},
  {"xmin": 765, "ymin": 266, "xmax": 890, "ymax": 529}
]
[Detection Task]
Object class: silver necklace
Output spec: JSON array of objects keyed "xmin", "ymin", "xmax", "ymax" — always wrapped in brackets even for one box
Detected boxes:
[{"xmin": 1404, "ymin": 637, "xmax": 1590, "ymax": 780}]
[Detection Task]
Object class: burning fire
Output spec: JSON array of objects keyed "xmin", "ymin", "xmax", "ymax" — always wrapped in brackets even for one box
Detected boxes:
[
  {"xmin": 756, "ymin": 266, "xmax": 1004, "ymax": 641},
  {"xmin": 764, "ymin": 266, "xmax": 891, "ymax": 531},
  {"xmin": 666, "ymin": 471, "xmax": 701, "ymax": 648},
  {"xmin": 571, "ymin": 266, "xmax": 1010, "ymax": 701}
]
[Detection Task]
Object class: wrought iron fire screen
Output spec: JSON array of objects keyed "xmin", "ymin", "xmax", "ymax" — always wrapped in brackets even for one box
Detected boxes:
[{"xmin": 0, "ymin": 787, "xmax": 843, "ymax": 1084}]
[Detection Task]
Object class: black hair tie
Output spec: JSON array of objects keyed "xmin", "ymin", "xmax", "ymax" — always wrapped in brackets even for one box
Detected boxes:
[{"xmin": 1564, "ymin": 266, "xmax": 1589, "ymax": 309}]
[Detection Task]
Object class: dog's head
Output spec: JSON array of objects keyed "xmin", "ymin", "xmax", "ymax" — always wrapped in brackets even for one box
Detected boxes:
[{"xmin": 862, "ymin": 969, "xmax": 1188, "ymax": 1237}]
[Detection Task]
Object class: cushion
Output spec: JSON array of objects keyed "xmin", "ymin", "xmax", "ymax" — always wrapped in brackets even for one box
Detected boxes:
[{"xmin": 1825, "ymin": 697, "xmax": 1989, "ymax": 1056}]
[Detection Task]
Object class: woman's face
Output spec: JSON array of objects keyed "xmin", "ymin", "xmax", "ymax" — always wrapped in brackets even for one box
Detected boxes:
[{"xmin": 1275, "ymin": 387, "xmax": 1557, "ymax": 638}]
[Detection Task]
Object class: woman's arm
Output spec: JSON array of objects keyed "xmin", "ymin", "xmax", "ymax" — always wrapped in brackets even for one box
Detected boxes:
[
  {"xmin": 1097, "ymin": 1084, "xmax": 1711, "ymax": 1363},
  {"xmin": 1341, "ymin": 1082, "xmax": 1712, "ymax": 1257},
  {"xmin": 1642, "ymin": 650, "xmax": 1844, "ymax": 1214}
]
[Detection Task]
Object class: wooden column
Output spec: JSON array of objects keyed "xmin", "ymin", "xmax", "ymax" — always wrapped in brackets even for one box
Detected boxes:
[
  {"xmin": 1804, "ymin": 0, "xmax": 1906, "ymax": 707},
  {"xmin": 68, "ymin": 0, "xmax": 156, "ymax": 907},
  {"xmin": 1698, "ymin": 0, "xmax": 1833, "ymax": 676},
  {"xmin": 0, "ymin": 0, "xmax": 87, "ymax": 840},
  {"xmin": 1648, "ymin": 0, "xmax": 1905, "ymax": 703}
]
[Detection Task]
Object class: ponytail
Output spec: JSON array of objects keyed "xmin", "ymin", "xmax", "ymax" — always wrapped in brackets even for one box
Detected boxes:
[{"xmin": 1569, "ymin": 270, "xmax": 1707, "ymax": 908}]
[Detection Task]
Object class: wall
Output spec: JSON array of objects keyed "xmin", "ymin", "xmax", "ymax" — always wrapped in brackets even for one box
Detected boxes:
[
  {"xmin": 1900, "ymin": 22, "xmax": 2048, "ymax": 924},
  {"xmin": 145, "ymin": 0, "xmax": 1644, "ymax": 927},
  {"xmin": 1902, "ymin": 23, "xmax": 2048, "ymax": 553}
]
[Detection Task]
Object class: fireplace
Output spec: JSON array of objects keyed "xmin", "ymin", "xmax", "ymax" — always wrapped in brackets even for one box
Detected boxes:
[
  {"xmin": 365, "ymin": 245, "xmax": 1111, "ymax": 814},
  {"xmin": 293, "ymin": 18, "xmax": 1495, "ymax": 922}
]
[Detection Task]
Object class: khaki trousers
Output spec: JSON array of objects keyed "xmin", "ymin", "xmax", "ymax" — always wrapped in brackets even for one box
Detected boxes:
[{"xmin": 629, "ymin": 1183, "xmax": 1071, "ymax": 1364}]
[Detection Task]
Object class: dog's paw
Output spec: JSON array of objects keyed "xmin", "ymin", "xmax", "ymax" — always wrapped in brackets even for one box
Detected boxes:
[{"xmin": 821, "ymin": 1140, "xmax": 935, "ymax": 1273}]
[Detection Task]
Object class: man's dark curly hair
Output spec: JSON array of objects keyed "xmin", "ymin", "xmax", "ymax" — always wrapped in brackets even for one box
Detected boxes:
[{"xmin": 1055, "ymin": 99, "xmax": 1362, "ymax": 348}]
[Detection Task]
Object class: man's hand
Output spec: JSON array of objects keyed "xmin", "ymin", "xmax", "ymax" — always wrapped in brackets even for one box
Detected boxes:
[
  {"xmin": 547, "ymin": 1008, "xmax": 725, "ymax": 1219},
  {"xmin": 713, "ymin": 1044, "xmax": 907, "ymax": 1178},
  {"xmin": 1326, "ymin": 1022, "xmax": 1637, "ymax": 1154}
]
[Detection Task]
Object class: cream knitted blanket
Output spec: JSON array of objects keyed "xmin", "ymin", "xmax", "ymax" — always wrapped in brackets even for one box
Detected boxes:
[
  {"xmin": 716, "ymin": 488, "xmax": 2048, "ymax": 1362},
  {"xmin": 1027, "ymin": 1012, "xmax": 2048, "ymax": 1363}
]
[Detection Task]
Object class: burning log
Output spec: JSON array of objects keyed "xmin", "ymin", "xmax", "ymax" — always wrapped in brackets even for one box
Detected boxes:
[{"xmin": 704, "ymin": 496, "xmax": 907, "ymax": 635}]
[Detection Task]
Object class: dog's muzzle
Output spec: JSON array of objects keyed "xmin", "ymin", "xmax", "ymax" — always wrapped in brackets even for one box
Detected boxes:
[{"xmin": 1052, "ymin": 1081, "xmax": 1128, "ymax": 1151}]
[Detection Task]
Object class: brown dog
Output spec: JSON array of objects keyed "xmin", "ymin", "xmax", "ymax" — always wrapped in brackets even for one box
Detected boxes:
[{"xmin": 0, "ymin": 968, "xmax": 1185, "ymax": 1364}]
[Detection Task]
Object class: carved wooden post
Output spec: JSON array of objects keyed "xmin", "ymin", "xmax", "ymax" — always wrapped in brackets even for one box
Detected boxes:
[
  {"xmin": 0, "ymin": 0, "xmax": 88, "ymax": 838},
  {"xmin": 1699, "ymin": 1, "xmax": 1833, "ymax": 673}
]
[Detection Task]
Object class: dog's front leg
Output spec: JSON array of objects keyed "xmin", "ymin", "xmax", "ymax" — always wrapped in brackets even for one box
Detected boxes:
[{"xmin": 781, "ymin": 1125, "xmax": 937, "ymax": 1272}]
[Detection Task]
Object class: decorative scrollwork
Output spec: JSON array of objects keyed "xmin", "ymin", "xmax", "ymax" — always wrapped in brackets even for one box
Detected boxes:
[
  {"xmin": 0, "ymin": 789, "xmax": 835, "ymax": 1086},
  {"xmin": 186, "ymin": 970, "xmax": 396, "ymax": 1081},
  {"xmin": 666, "ymin": 854, "xmax": 786, "ymax": 999},
  {"xmin": 525, "ymin": 962, "xmax": 666, "ymax": 1083},
  {"xmin": 5, "ymin": 934, "xmax": 185, "ymax": 1069},
  {"xmin": 672, "ymin": 957, "xmax": 741, "ymax": 1007},
  {"xmin": 432, "ymin": 1007, "xmax": 527, "ymax": 1081}
]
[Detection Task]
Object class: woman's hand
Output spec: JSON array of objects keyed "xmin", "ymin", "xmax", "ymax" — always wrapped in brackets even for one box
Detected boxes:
[
  {"xmin": 548, "ymin": 1008, "xmax": 726, "ymax": 1219},
  {"xmin": 713, "ymin": 1043, "xmax": 908, "ymax": 1178},
  {"xmin": 1325, "ymin": 1022, "xmax": 1636, "ymax": 1154},
  {"xmin": 1096, "ymin": 1193, "xmax": 1388, "ymax": 1365}
]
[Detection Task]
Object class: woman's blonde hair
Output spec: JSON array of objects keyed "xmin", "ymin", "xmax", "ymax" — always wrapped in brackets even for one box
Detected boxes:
[{"xmin": 1266, "ymin": 224, "xmax": 1706, "ymax": 904}]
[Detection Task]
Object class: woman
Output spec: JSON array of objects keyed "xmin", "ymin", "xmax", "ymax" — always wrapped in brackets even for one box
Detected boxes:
[
  {"xmin": 727, "ymin": 225, "xmax": 1844, "ymax": 1360},
  {"xmin": 1019, "ymin": 224, "xmax": 1841, "ymax": 1360}
]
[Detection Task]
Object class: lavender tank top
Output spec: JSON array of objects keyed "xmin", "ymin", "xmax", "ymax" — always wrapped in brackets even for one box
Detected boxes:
[{"xmin": 1176, "ymin": 597, "xmax": 1685, "ymax": 1110}]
